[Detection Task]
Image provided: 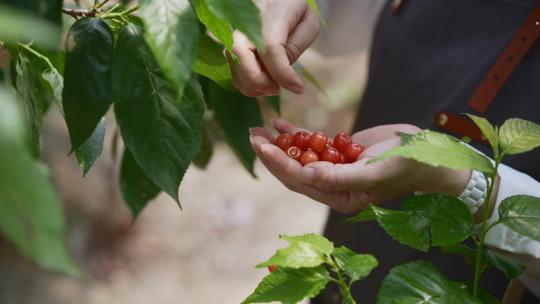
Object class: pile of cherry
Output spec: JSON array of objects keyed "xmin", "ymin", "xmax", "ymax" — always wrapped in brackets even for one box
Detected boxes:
[{"xmin": 273, "ymin": 131, "xmax": 364, "ymax": 166}]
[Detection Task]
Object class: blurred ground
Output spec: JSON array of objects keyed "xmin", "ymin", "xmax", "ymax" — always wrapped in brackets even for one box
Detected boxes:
[{"xmin": 0, "ymin": 1, "xmax": 382, "ymax": 303}]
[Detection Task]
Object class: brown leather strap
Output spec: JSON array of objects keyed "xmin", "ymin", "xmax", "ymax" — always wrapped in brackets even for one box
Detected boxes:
[
  {"xmin": 468, "ymin": 4, "xmax": 540, "ymax": 113},
  {"xmin": 434, "ymin": 112, "xmax": 489, "ymax": 144}
]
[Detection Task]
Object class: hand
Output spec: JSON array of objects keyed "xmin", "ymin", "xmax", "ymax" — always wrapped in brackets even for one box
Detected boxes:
[
  {"xmin": 249, "ymin": 119, "xmax": 472, "ymax": 214},
  {"xmin": 227, "ymin": 0, "xmax": 320, "ymax": 96}
]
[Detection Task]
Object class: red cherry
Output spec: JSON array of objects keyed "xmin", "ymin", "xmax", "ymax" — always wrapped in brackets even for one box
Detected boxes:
[
  {"xmin": 344, "ymin": 143, "xmax": 364, "ymax": 163},
  {"xmin": 300, "ymin": 150, "xmax": 319, "ymax": 166},
  {"xmin": 274, "ymin": 133, "xmax": 292, "ymax": 151},
  {"xmin": 319, "ymin": 147, "xmax": 342, "ymax": 164},
  {"xmin": 286, "ymin": 146, "xmax": 302, "ymax": 161},
  {"xmin": 309, "ymin": 132, "xmax": 328, "ymax": 153},
  {"xmin": 333, "ymin": 132, "xmax": 352, "ymax": 152},
  {"xmin": 268, "ymin": 264, "xmax": 278, "ymax": 273},
  {"xmin": 292, "ymin": 131, "xmax": 311, "ymax": 150}
]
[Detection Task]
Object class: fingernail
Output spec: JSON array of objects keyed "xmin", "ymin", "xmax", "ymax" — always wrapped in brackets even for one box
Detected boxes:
[{"xmin": 300, "ymin": 167, "xmax": 315, "ymax": 184}]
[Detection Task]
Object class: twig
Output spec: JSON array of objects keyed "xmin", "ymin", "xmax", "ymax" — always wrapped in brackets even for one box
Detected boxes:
[{"xmin": 62, "ymin": 7, "xmax": 98, "ymax": 18}]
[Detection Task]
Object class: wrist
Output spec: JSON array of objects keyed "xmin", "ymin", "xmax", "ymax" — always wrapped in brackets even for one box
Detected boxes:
[{"xmin": 421, "ymin": 166, "xmax": 472, "ymax": 197}]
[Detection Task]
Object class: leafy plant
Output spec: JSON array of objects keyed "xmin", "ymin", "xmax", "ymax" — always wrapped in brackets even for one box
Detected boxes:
[
  {"xmin": 0, "ymin": 0, "xmax": 322, "ymax": 274},
  {"xmin": 245, "ymin": 115, "xmax": 540, "ymax": 303}
]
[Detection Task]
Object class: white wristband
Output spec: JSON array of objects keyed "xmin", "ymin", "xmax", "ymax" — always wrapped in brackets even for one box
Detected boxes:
[{"xmin": 459, "ymin": 170, "xmax": 489, "ymax": 215}]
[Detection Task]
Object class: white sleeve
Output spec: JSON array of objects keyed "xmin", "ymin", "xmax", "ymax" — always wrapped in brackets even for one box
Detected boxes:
[{"xmin": 483, "ymin": 163, "xmax": 540, "ymax": 258}]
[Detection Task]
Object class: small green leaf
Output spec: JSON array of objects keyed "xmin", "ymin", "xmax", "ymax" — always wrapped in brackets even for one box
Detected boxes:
[
  {"xmin": 485, "ymin": 249, "xmax": 526, "ymax": 279},
  {"xmin": 403, "ymin": 194, "xmax": 474, "ymax": 247},
  {"xmin": 370, "ymin": 130, "xmax": 495, "ymax": 174},
  {"xmin": 242, "ymin": 266, "xmax": 330, "ymax": 304},
  {"xmin": 292, "ymin": 62, "xmax": 327, "ymax": 96},
  {"xmin": 377, "ymin": 261, "xmax": 480, "ymax": 304},
  {"xmin": 120, "ymin": 149, "xmax": 161, "ymax": 218},
  {"xmin": 499, "ymin": 118, "xmax": 540, "ymax": 155},
  {"xmin": 192, "ymin": 127, "xmax": 214, "ymax": 169},
  {"xmin": 305, "ymin": 0, "xmax": 326, "ymax": 26},
  {"xmin": 193, "ymin": 34, "xmax": 234, "ymax": 91},
  {"xmin": 207, "ymin": 81, "xmax": 262, "ymax": 176},
  {"xmin": 63, "ymin": 18, "xmax": 114, "ymax": 150},
  {"xmin": 42, "ymin": 65, "xmax": 63, "ymax": 113},
  {"xmin": 113, "ymin": 24, "xmax": 205, "ymax": 203},
  {"xmin": 498, "ymin": 195, "xmax": 540, "ymax": 242},
  {"xmin": 466, "ymin": 114, "xmax": 498, "ymax": 155},
  {"xmin": 139, "ymin": 0, "xmax": 199, "ymax": 96},
  {"xmin": 205, "ymin": 0, "xmax": 264, "ymax": 50},
  {"xmin": 75, "ymin": 118, "xmax": 106, "ymax": 176},
  {"xmin": 332, "ymin": 247, "xmax": 378, "ymax": 283},
  {"xmin": 280, "ymin": 233, "xmax": 334, "ymax": 255},
  {"xmin": 344, "ymin": 205, "xmax": 376, "ymax": 223},
  {"xmin": 257, "ymin": 242, "xmax": 327, "ymax": 269},
  {"xmin": 193, "ymin": 0, "xmax": 234, "ymax": 54},
  {"xmin": 397, "ymin": 132, "xmax": 416, "ymax": 145},
  {"xmin": 265, "ymin": 95, "xmax": 281, "ymax": 115},
  {"xmin": 0, "ymin": 87, "xmax": 78, "ymax": 275}
]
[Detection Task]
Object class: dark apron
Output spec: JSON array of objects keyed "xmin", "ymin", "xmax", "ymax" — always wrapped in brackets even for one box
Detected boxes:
[{"xmin": 314, "ymin": 0, "xmax": 540, "ymax": 303}]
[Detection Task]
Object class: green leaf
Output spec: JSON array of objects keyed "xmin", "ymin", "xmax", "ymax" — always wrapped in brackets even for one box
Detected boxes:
[
  {"xmin": 265, "ymin": 95, "xmax": 281, "ymax": 115},
  {"xmin": 292, "ymin": 62, "xmax": 327, "ymax": 96},
  {"xmin": 484, "ymin": 249, "xmax": 526, "ymax": 279},
  {"xmin": 403, "ymin": 194, "xmax": 474, "ymax": 247},
  {"xmin": 113, "ymin": 23, "xmax": 205, "ymax": 203},
  {"xmin": 205, "ymin": 0, "xmax": 264, "ymax": 50},
  {"xmin": 257, "ymin": 241, "xmax": 328, "ymax": 269},
  {"xmin": 370, "ymin": 130, "xmax": 495, "ymax": 174},
  {"xmin": 207, "ymin": 81, "xmax": 262, "ymax": 176},
  {"xmin": 120, "ymin": 149, "xmax": 161, "ymax": 218},
  {"xmin": 499, "ymin": 118, "xmax": 540, "ymax": 155},
  {"xmin": 63, "ymin": 18, "xmax": 114, "ymax": 150},
  {"xmin": 305, "ymin": 0, "xmax": 326, "ymax": 26},
  {"xmin": 280, "ymin": 233, "xmax": 334, "ymax": 255},
  {"xmin": 242, "ymin": 266, "xmax": 330, "ymax": 304},
  {"xmin": 42, "ymin": 64, "xmax": 63, "ymax": 113},
  {"xmin": 192, "ymin": 127, "xmax": 214, "ymax": 169},
  {"xmin": 75, "ymin": 118, "xmax": 106, "ymax": 176},
  {"xmin": 0, "ymin": 5, "xmax": 61, "ymax": 49},
  {"xmin": 332, "ymin": 247, "xmax": 378, "ymax": 283},
  {"xmin": 344, "ymin": 205, "xmax": 377, "ymax": 223},
  {"xmin": 139, "ymin": 0, "xmax": 199, "ymax": 96},
  {"xmin": 377, "ymin": 261, "xmax": 480, "ymax": 304},
  {"xmin": 466, "ymin": 114, "xmax": 498, "ymax": 155},
  {"xmin": 498, "ymin": 195, "xmax": 540, "ymax": 242},
  {"xmin": 0, "ymin": 87, "xmax": 78, "ymax": 275},
  {"xmin": 193, "ymin": 34, "xmax": 234, "ymax": 91},
  {"xmin": 193, "ymin": 0, "xmax": 234, "ymax": 54}
]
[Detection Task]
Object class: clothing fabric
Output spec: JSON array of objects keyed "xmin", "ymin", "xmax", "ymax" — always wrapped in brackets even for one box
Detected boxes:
[{"xmin": 313, "ymin": 0, "xmax": 540, "ymax": 302}]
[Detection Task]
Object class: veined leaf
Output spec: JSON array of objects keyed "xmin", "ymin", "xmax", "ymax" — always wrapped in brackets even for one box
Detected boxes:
[
  {"xmin": 193, "ymin": 34, "xmax": 234, "ymax": 91},
  {"xmin": 332, "ymin": 247, "xmax": 378, "ymax": 284},
  {"xmin": 377, "ymin": 261, "xmax": 480, "ymax": 304},
  {"xmin": 280, "ymin": 233, "xmax": 334, "ymax": 255},
  {"xmin": 207, "ymin": 81, "xmax": 262, "ymax": 176},
  {"xmin": 370, "ymin": 130, "xmax": 495, "ymax": 174},
  {"xmin": 0, "ymin": 87, "xmax": 78, "ymax": 275},
  {"xmin": 257, "ymin": 241, "xmax": 328, "ymax": 269},
  {"xmin": 139, "ymin": 0, "xmax": 199, "ymax": 96},
  {"xmin": 466, "ymin": 114, "xmax": 498, "ymax": 155},
  {"xmin": 205, "ymin": 0, "xmax": 264, "ymax": 50},
  {"xmin": 120, "ymin": 148, "xmax": 161, "ymax": 218},
  {"xmin": 498, "ymin": 195, "xmax": 540, "ymax": 242},
  {"xmin": 499, "ymin": 118, "xmax": 540, "ymax": 155},
  {"xmin": 193, "ymin": 0, "xmax": 234, "ymax": 54},
  {"xmin": 242, "ymin": 266, "xmax": 330, "ymax": 304},
  {"xmin": 75, "ymin": 118, "xmax": 106, "ymax": 176},
  {"xmin": 63, "ymin": 18, "xmax": 114, "ymax": 150},
  {"xmin": 113, "ymin": 23, "xmax": 205, "ymax": 203}
]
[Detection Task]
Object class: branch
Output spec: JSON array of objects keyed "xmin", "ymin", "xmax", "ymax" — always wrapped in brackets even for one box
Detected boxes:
[{"xmin": 62, "ymin": 7, "xmax": 98, "ymax": 18}]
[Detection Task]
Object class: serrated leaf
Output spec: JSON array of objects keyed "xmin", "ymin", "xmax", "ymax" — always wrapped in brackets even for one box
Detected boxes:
[
  {"xmin": 75, "ymin": 118, "xmax": 105, "ymax": 176},
  {"xmin": 139, "ymin": 0, "xmax": 199, "ymax": 96},
  {"xmin": 499, "ymin": 118, "xmax": 540, "ymax": 155},
  {"xmin": 0, "ymin": 5, "xmax": 61, "ymax": 49},
  {"xmin": 0, "ymin": 87, "xmax": 78, "ymax": 275},
  {"xmin": 265, "ymin": 95, "xmax": 281, "ymax": 115},
  {"xmin": 257, "ymin": 242, "xmax": 327, "ymax": 269},
  {"xmin": 113, "ymin": 23, "xmax": 205, "ymax": 203},
  {"xmin": 332, "ymin": 246, "xmax": 378, "ymax": 283},
  {"xmin": 466, "ymin": 114, "xmax": 498, "ymax": 155},
  {"xmin": 242, "ymin": 266, "xmax": 330, "ymax": 304},
  {"xmin": 193, "ymin": 0, "xmax": 234, "ymax": 54},
  {"xmin": 192, "ymin": 127, "xmax": 214, "ymax": 169},
  {"xmin": 193, "ymin": 34, "xmax": 234, "ymax": 91},
  {"xmin": 63, "ymin": 18, "xmax": 114, "ymax": 150},
  {"xmin": 120, "ymin": 149, "xmax": 161, "ymax": 218},
  {"xmin": 281, "ymin": 233, "xmax": 334, "ymax": 255},
  {"xmin": 377, "ymin": 261, "xmax": 480, "ymax": 304},
  {"xmin": 498, "ymin": 195, "xmax": 540, "ymax": 242},
  {"xmin": 207, "ymin": 81, "xmax": 262, "ymax": 176},
  {"xmin": 371, "ymin": 130, "xmax": 495, "ymax": 174},
  {"xmin": 205, "ymin": 0, "xmax": 264, "ymax": 50},
  {"xmin": 484, "ymin": 249, "xmax": 525, "ymax": 279},
  {"xmin": 403, "ymin": 194, "xmax": 474, "ymax": 246}
]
